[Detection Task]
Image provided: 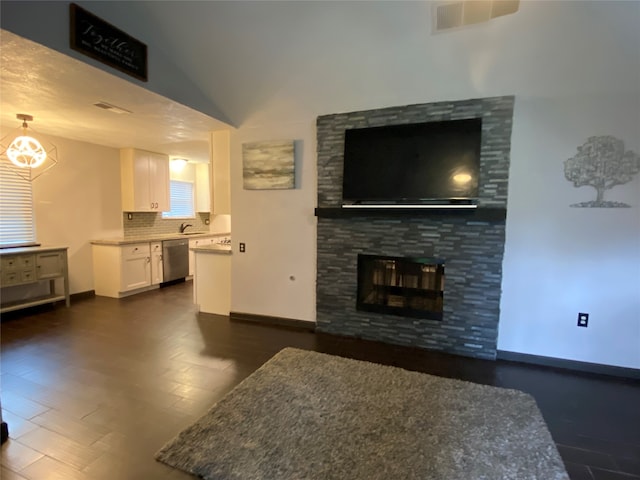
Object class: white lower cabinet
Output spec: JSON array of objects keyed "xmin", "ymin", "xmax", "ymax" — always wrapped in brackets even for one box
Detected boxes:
[
  {"xmin": 188, "ymin": 237, "xmax": 214, "ymax": 276},
  {"xmin": 121, "ymin": 244, "xmax": 151, "ymax": 291},
  {"xmin": 93, "ymin": 243, "xmax": 152, "ymax": 298},
  {"xmin": 150, "ymin": 242, "xmax": 163, "ymax": 285}
]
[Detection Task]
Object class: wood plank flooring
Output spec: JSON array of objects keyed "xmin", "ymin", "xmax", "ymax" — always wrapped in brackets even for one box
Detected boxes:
[{"xmin": 2, "ymin": 281, "xmax": 639, "ymax": 480}]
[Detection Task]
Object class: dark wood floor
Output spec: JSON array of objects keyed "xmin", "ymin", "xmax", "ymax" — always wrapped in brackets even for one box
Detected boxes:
[{"xmin": 1, "ymin": 281, "xmax": 639, "ymax": 480}]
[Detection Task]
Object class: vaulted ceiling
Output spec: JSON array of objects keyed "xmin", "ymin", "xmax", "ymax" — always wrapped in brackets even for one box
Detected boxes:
[{"xmin": 1, "ymin": 1, "xmax": 638, "ymax": 164}]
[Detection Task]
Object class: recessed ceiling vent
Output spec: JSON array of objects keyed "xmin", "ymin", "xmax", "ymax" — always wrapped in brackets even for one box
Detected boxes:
[
  {"xmin": 433, "ymin": 0, "xmax": 519, "ymax": 33},
  {"xmin": 93, "ymin": 101, "xmax": 132, "ymax": 115}
]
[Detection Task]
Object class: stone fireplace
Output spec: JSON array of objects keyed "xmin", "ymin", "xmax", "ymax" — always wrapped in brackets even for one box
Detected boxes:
[
  {"xmin": 356, "ymin": 254, "xmax": 445, "ymax": 320},
  {"xmin": 315, "ymin": 96, "xmax": 514, "ymax": 360}
]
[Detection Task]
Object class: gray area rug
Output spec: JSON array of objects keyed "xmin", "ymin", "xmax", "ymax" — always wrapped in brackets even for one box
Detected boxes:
[{"xmin": 156, "ymin": 348, "xmax": 569, "ymax": 480}]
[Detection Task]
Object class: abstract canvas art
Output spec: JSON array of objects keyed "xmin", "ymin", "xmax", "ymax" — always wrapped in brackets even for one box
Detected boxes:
[{"xmin": 242, "ymin": 140, "xmax": 295, "ymax": 190}]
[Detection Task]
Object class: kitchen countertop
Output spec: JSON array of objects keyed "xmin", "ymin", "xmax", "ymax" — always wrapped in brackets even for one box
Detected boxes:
[
  {"xmin": 91, "ymin": 232, "xmax": 230, "ymax": 246},
  {"xmin": 191, "ymin": 244, "xmax": 232, "ymax": 255}
]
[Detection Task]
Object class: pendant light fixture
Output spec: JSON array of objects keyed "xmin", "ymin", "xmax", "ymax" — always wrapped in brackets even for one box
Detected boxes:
[
  {"xmin": 6, "ymin": 114, "xmax": 47, "ymax": 168},
  {"xmin": 1, "ymin": 113, "xmax": 58, "ymax": 181}
]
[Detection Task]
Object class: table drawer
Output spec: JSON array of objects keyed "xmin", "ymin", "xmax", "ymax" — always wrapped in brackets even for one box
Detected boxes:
[{"xmin": 2, "ymin": 254, "xmax": 36, "ymax": 271}]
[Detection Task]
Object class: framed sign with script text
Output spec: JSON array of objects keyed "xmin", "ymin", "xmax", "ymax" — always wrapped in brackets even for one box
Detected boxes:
[{"xmin": 70, "ymin": 3, "xmax": 148, "ymax": 82}]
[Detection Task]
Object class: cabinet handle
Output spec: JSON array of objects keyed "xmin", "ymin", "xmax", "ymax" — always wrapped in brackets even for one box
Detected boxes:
[{"xmin": 146, "ymin": 257, "xmax": 151, "ymax": 263}]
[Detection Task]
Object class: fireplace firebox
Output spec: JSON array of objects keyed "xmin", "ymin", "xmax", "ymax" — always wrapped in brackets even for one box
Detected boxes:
[{"xmin": 357, "ymin": 254, "xmax": 444, "ymax": 320}]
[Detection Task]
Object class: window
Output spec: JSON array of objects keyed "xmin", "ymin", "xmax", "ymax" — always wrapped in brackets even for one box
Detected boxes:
[
  {"xmin": 162, "ymin": 180, "xmax": 194, "ymax": 219},
  {"xmin": 0, "ymin": 160, "xmax": 36, "ymax": 247}
]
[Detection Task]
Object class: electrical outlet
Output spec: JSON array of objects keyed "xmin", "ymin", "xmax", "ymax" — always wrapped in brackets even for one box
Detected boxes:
[
  {"xmin": 577, "ymin": 312, "xmax": 589, "ymax": 327},
  {"xmin": 239, "ymin": 242, "xmax": 246, "ymax": 253}
]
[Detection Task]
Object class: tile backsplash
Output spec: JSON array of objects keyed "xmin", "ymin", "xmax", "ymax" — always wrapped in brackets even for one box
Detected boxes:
[{"xmin": 123, "ymin": 212, "xmax": 211, "ymax": 237}]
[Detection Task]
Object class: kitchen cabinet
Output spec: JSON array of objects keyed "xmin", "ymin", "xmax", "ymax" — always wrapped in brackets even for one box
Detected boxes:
[
  {"xmin": 1, "ymin": 247, "xmax": 70, "ymax": 313},
  {"xmin": 121, "ymin": 148, "xmax": 170, "ymax": 212},
  {"xmin": 150, "ymin": 242, "xmax": 163, "ymax": 285},
  {"xmin": 93, "ymin": 243, "xmax": 153, "ymax": 298},
  {"xmin": 120, "ymin": 243, "xmax": 151, "ymax": 291},
  {"xmin": 188, "ymin": 237, "xmax": 214, "ymax": 276},
  {"xmin": 195, "ymin": 163, "xmax": 211, "ymax": 212},
  {"xmin": 211, "ymin": 130, "xmax": 230, "ymax": 214}
]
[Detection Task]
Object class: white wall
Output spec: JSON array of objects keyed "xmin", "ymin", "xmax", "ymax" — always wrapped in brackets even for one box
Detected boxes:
[
  {"xmin": 230, "ymin": 124, "xmax": 316, "ymax": 321},
  {"xmin": 499, "ymin": 93, "xmax": 640, "ymax": 368},
  {"xmin": 26, "ymin": 133, "xmax": 121, "ymax": 294}
]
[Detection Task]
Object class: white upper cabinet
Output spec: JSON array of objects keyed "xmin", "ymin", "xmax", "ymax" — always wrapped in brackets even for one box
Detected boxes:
[
  {"xmin": 121, "ymin": 148, "xmax": 170, "ymax": 212},
  {"xmin": 211, "ymin": 130, "xmax": 230, "ymax": 214},
  {"xmin": 195, "ymin": 163, "xmax": 211, "ymax": 213}
]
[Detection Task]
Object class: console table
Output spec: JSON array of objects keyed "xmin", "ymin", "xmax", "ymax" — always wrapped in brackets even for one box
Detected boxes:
[{"xmin": 0, "ymin": 246, "xmax": 70, "ymax": 313}]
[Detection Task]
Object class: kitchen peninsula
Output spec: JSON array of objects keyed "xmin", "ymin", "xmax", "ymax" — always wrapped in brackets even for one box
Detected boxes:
[{"xmin": 192, "ymin": 243, "xmax": 231, "ymax": 315}]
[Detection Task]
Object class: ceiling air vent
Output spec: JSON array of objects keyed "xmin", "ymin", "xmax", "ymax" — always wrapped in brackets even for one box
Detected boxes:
[
  {"xmin": 435, "ymin": 1, "xmax": 464, "ymax": 31},
  {"xmin": 93, "ymin": 101, "xmax": 132, "ymax": 115},
  {"xmin": 433, "ymin": 0, "xmax": 519, "ymax": 33}
]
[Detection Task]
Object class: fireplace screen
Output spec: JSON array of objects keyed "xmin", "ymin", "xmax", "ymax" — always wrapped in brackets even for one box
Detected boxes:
[{"xmin": 357, "ymin": 254, "xmax": 444, "ymax": 320}]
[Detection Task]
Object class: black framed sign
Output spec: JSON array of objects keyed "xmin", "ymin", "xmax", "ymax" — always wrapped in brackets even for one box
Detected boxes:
[{"xmin": 70, "ymin": 3, "xmax": 148, "ymax": 82}]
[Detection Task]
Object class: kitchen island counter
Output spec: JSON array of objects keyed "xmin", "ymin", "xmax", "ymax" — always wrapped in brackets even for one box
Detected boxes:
[
  {"xmin": 190, "ymin": 244, "xmax": 232, "ymax": 254},
  {"xmin": 193, "ymin": 245, "xmax": 231, "ymax": 315}
]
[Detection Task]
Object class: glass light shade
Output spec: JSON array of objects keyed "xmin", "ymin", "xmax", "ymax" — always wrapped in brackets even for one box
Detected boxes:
[{"xmin": 6, "ymin": 135, "xmax": 47, "ymax": 168}]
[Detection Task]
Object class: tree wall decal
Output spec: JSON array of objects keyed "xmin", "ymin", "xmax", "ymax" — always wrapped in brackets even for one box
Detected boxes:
[{"xmin": 564, "ymin": 135, "xmax": 640, "ymax": 208}]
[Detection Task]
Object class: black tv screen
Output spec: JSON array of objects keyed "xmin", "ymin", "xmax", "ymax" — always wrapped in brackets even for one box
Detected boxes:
[{"xmin": 342, "ymin": 118, "xmax": 482, "ymax": 205}]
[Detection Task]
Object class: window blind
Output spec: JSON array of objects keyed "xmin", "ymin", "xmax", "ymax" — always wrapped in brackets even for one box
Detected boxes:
[
  {"xmin": 162, "ymin": 180, "xmax": 194, "ymax": 219},
  {"xmin": 0, "ymin": 160, "xmax": 36, "ymax": 247}
]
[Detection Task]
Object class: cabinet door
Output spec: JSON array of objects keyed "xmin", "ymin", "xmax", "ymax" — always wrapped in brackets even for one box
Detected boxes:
[
  {"xmin": 121, "ymin": 256, "xmax": 150, "ymax": 291},
  {"xmin": 121, "ymin": 148, "xmax": 170, "ymax": 212},
  {"xmin": 148, "ymin": 153, "xmax": 170, "ymax": 212},
  {"xmin": 195, "ymin": 163, "xmax": 211, "ymax": 212},
  {"xmin": 150, "ymin": 243, "xmax": 163, "ymax": 285},
  {"xmin": 36, "ymin": 251, "xmax": 65, "ymax": 279},
  {"xmin": 132, "ymin": 153, "xmax": 152, "ymax": 211},
  {"xmin": 120, "ymin": 244, "xmax": 151, "ymax": 291},
  {"xmin": 211, "ymin": 130, "xmax": 231, "ymax": 214}
]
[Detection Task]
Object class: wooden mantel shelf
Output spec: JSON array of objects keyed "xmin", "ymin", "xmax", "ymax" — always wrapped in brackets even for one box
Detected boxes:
[{"xmin": 314, "ymin": 207, "xmax": 507, "ymax": 221}]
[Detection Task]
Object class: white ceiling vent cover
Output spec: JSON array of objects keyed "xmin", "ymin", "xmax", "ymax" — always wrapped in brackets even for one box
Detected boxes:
[
  {"xmin": 93, "ymin": 101, "xmax": 132, "ymax": 115},
  {"xmin": 433, "ymin": 0, "xmax": 519, "ymax": 33}
]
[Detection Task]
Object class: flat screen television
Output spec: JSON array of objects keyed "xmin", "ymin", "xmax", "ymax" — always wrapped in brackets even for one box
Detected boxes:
[{"xmin": 342, "ymin": 118, "xmax": 482, "ymax": 206}]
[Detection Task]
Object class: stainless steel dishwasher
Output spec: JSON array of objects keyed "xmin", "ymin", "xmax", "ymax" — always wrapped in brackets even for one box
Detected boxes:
[{"xmin": 162, "ymin": 239, "xmax": 189, "ymax": 282}]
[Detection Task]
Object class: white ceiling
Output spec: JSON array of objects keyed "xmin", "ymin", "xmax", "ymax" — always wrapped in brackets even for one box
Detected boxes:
[{"xmin": 0, "ymin": 29, "xmax": 232, "ymax": 163}]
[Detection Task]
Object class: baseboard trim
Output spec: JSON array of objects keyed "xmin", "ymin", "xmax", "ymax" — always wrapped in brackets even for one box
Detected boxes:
[
  {"xmin": 70, "ymin": 290, "xmax": 96, "ymax": 302},
  {"xmin": 230, "ymin": 311, "xmax": 316, "ymax": 332},
  {"xmin": 497, "ymin": 350, "xmax": 640, "ymax": 380}
]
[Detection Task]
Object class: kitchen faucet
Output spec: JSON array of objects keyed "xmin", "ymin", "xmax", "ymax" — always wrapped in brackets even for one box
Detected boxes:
[{"xmin": 179, "ymin": 223, "xmax": 193, "ymax": 233}]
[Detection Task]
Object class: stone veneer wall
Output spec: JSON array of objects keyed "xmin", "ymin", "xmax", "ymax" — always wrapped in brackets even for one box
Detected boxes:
[{"xmin": 316, "ymin": 96, "xmax": 514, "ymax": 360}]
